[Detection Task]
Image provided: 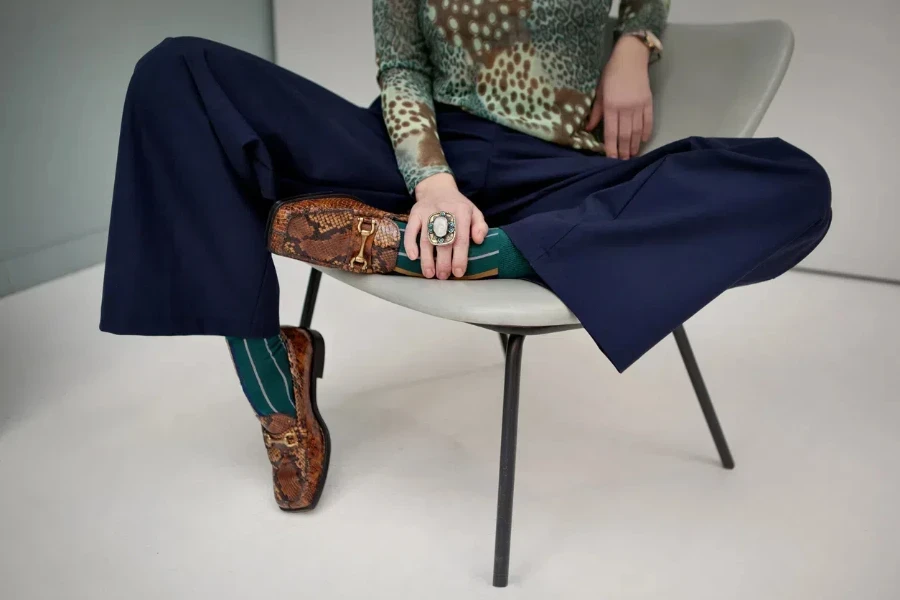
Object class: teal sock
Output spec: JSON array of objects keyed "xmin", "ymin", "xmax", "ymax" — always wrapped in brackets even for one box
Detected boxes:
[
  {"xmin": 393, "ymin": 221, "xmax": 536, "ymax": 279},
  {"xmin": 226, "ymin": 335, "xmax": 296, "ymax": 416}
]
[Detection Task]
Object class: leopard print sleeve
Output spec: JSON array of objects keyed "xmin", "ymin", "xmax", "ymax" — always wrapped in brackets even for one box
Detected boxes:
[
  {"xmin": 617, "ymin": 0, "xmax": 670, "ymax": 40},
  {"xmin": 373, "ymin": 0, "xmax": 453, "ymax": 194}
]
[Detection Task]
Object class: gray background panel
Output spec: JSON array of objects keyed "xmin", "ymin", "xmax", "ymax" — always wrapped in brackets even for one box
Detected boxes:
[{"xmin": 0, "ymin": 0, "xmax": 274, "ymax": 296}]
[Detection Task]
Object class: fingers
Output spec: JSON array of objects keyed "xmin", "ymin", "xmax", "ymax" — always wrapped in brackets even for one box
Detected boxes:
[
  {"xmin": 586, "ymin": 93, "xmax": 603, "ymax": 132},
  {"xmin": 435, "ymin": 245, "xmax": 452, "ymax": 280},
  {"xmin": 451, "ymin": 213, "xmax": 471, "ymax": 278},
  {"xmin": 419, "ymin": 221, "xmax": 435, "ymax": 278},
  {"xmin": 471, "ymin": 208, "xmax": 489, "ymax": 245},
  {"xmin": 410, "ymin": 189, "xmax": 484, "ymax": 279},
  {"xmin": 404, "ymin": 216, "xmax": 420, "ymax": 261},
  {"xmin": 618, "ymin": 110, "xmax": 633, "ymax": 160},
  {"xmin": 642, "ymin": 103, "xmax": 654, "ymax": 143},
  {"xmin": 604, "ymin": 108, "xmax": 619, "ymax": 159},
  {"xmin": 630, "ymin": 109, "xmax": 643, "ymax": 158}
]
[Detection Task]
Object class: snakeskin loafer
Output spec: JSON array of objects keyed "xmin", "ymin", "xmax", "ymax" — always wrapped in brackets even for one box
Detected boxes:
[
  {"xmin": 258, "ymin": 326, "xmax": 329, "ymax": 511},
  {"xmin": 267, "ymin": 194, "xmax": 407, "ymax": 274}
]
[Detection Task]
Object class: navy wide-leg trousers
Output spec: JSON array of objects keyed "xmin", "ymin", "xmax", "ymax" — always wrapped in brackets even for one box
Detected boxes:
[{"xmin": 100, "ymin": 37, "xmax": 832, "ymax": 372}]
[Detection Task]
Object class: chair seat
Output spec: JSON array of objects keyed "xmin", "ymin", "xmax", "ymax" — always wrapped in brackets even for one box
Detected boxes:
[{"xmin": 321, "ymin": 267, "xmax": 580, "ymax": 328}]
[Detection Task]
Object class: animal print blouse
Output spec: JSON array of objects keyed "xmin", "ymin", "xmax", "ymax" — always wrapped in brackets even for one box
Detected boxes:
[{"xmin": 373, "ymin": 0, "xmax": 669, "ymax": 192}]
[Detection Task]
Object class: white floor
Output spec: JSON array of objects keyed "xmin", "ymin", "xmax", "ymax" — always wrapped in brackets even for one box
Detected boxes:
[{"xmin": 1, "ymin": 262, "xmax": 899, "ymax": 600}]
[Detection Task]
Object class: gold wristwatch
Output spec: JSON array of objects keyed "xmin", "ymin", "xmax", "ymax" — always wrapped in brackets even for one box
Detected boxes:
[{"xmin": 626, "ymin": 30, "xmax": 664, "ymax": 61}]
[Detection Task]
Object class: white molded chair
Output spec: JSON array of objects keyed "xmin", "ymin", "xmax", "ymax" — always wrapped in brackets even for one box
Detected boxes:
[{"xmin": 297, "ymin": 21, "xmax": 794, "ymax": 587}]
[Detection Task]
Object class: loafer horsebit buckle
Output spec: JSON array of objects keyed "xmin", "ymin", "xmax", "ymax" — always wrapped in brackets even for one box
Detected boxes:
[
  {"xmin": 264, "ymin": 431, "xmax": 299, "ymax": 447},
  {"xmin": 349, "ymin": 217, "xmax": 377, "ymax": 271}
]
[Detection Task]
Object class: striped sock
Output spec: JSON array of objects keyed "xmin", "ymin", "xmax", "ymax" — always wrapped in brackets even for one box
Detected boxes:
[
  {"xmin": 393, "ymin": 221, "xmax": 535, "ymax": 279},
  {"xmin": 226, "ymin": 335, "xmax": 296, "ymax": 416}
]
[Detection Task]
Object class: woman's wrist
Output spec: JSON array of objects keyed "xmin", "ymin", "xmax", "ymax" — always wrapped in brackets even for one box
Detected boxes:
[
  {"xmin": 613, "ymin": 35, "xmax": 652, "ymax": 64},
  {"xmin": 415, "ymin": 172, "xmax": 457, "ymax": 200}
]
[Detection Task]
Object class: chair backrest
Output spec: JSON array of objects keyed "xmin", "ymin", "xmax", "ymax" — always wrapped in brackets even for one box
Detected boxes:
[{"xmin": 646, "ymin": 21, "xmax": 794, "ymax": 150}]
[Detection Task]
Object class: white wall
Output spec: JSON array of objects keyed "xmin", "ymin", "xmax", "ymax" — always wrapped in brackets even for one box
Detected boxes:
[
  {"xmin": 274, "ymin": 0, "xmax": 900, "ymax": 282},
  {"xmin": 274, "ymin": 0, "xmax": 377, "ymax": 104}
]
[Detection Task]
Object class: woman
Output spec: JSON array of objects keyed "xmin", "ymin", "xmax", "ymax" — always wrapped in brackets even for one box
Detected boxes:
[{"xmin": 100, "ymin": 0, "xmax": 831, "ymax": 510}]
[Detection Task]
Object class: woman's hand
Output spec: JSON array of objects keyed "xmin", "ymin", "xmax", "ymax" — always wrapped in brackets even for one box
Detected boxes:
[
  {"xmin": 406, "ymin": 173, "xmax": 489, "ymax": 279},
  {"xmin": 586, "ymin": 35, "xmax": 653, "ymax": 160}
]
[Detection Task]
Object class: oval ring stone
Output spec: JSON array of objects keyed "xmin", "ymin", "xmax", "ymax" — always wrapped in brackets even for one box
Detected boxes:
[{"xmin": 432, "ymin": 215, "xmax": 449, "ymax": 238}]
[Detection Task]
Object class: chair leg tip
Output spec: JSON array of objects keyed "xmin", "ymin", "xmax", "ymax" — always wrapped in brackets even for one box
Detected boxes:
[
  {"xmin": 722, "ymin": 458, "xmax": 735, "ymax": 470},
  {"xmin": 493, "ymin": 574, "xmax": 509, "ymax": 588}
]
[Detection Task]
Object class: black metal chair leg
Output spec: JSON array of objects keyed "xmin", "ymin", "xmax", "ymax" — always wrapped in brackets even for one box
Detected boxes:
[
  {"xmin": 493, "ymin": 334, "xmax": 525, "ymax": 587},
  {"xmin": 672, "ymin": 325, "xmax": 735, "ymax": 470},
  {"xmin": 299, "ymin": 269, "xmax": 322, "ymax": 328}
]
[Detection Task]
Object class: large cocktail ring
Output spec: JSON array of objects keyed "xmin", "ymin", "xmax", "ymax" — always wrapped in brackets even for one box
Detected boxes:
[{"xmin": 427, "ymin": 211, "xmax": 456, "ymax": 246}]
